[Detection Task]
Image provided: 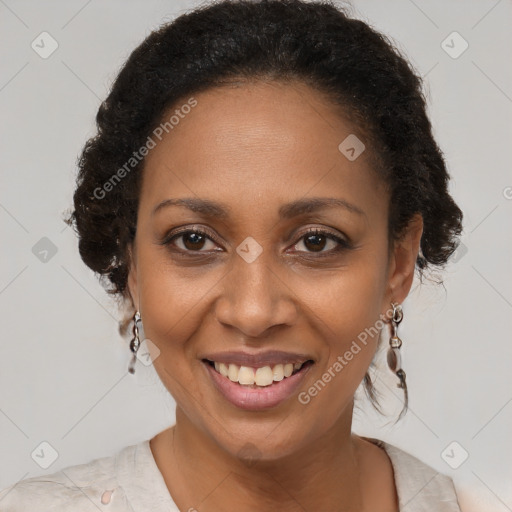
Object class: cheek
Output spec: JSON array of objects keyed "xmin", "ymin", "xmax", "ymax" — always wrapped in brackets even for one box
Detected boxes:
[
  {"xmin": 306, "ymin": 241, "xmax": 389, "ymax": 338},
  {"xmin": 298, "ymin": 246, "xmax": 388, "ymax": 405},
  {"xmin": 140, "ymin": 268, "xmax": 208, "ymax": 417},
  {"xmin": 135, "ymin": 246, "xmax": 230, "ymax": 404},
  {"xmin": 297, "ymin": 289, "xmax": 384, "ymax": 432},
  {"xmin": 136, "ymin": 239, "xmax": 219, "ymax": 338}
]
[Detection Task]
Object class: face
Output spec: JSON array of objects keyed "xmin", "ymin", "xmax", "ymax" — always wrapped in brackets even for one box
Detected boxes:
[{"xmin": 128, "ymin": 80, "xmax": 420, "ymax": 462}]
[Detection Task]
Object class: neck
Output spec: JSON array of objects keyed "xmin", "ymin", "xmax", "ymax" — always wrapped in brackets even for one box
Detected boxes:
[{"xmin": 153, "ymin": 402, "xmax": 368, "ymax": 511}]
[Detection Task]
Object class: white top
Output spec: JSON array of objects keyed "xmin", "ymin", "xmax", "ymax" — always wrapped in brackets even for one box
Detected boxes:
[{"xmin": 0, "ymin": 436, "xmax": 461, "ymax": 511}]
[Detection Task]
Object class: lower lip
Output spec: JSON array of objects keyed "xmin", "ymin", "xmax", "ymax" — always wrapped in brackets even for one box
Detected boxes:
[{"xmin": 203, "ymin": 361, "xmax": 313, "ymax": 411}]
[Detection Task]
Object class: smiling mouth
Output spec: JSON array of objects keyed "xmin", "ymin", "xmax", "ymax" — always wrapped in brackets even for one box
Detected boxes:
[{"xmin": 203, "ymin": 359, "xmax": 314, "ymax": 388}]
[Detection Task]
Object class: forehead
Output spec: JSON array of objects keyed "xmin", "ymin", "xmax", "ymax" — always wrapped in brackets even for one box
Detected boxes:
[{"xmin": 138, "ymin": 80, "xmax": 385, "ymax": 219}]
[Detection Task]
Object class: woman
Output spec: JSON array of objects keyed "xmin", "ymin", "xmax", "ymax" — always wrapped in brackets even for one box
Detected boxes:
[{"xmin": 0, "ymin": 0, "xmax": 463, "ymax": 510}]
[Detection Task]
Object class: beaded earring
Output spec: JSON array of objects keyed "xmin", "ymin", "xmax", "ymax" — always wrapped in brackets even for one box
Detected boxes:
[
  {"xmin": 128, "ymin": 311, "xmax": 142, "ymax": 374},
  {"xmin": 387, "ymin": 302, "xmax": 406, "ymax": 390}
]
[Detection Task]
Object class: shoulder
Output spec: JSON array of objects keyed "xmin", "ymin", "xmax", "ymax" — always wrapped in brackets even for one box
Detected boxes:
[
  {"xmin": 0, "ymin": 442, "xmax": 139, "ymax": 511},
  {"xmin": 361, "ymin": 436, "xmax": 462, "ymax": 512}
]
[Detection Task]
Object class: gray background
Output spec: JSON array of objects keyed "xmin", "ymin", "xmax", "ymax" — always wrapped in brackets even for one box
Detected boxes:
[{"xmin": 1, "ymin": 1, "xmax": 511, "ymax": 510}]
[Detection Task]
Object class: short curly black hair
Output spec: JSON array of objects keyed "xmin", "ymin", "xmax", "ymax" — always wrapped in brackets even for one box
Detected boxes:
[{"xmin": 64, "ymin": 0, "xmax": 463, "ymax": 420}]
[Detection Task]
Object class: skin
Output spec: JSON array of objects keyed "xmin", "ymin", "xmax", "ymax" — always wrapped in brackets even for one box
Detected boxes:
[{"xmin": 127, "ymin": 79, "xmax": 423, "ymax": 511}]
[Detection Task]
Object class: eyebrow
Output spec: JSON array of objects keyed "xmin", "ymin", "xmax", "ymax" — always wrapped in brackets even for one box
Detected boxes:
[{"xmin": 151, "ymin": 196, "xmax": 365, "ymax": 219}]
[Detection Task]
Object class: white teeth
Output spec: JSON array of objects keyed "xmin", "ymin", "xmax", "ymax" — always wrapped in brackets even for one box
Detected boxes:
[
  {"xmin": 210, "ymin": 360, "xmax": 308, "ymax": 387},
  {"xmin": 219, "ymin": 362, "xmax": 229, "ymax": 377},
  {"xmin": 284, "ymin": 363, "xmax": 294, "ymax": 377},
  {"xmin": 228, "ymin": 364, "xmax": 239, "ymax": 382},
  {"xmin": 255, "ymin": 366, "xmax": 274, "ymax": 386},
  {"xmin": 238, "ymin": 366, "xmax": 255, "ymax": 385},
  {"xmin": 273, "ymin": 364, "xmax": 284, "ymax": 381}
]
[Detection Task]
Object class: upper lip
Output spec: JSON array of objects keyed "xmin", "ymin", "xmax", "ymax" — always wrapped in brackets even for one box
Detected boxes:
[{"xmin": 201, "ymin": 350, "xmax": 314, "ymax": 367}]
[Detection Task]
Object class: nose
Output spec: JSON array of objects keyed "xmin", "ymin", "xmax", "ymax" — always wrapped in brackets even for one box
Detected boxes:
[{"xmin": 214, "ymin": 251, "xmax": 298, "ymax": 339}]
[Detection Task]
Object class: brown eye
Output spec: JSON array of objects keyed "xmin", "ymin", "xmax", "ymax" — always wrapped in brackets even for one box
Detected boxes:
[
  {"xmin": 303, "ymin": 232, "xmax": 329, "ymax": 252},
  {"xmin": 164, "ymin": 228, "xmax": 220, "ymax": 252},
  {"xmin": 181, "ymin": 232, "xmax": 208, "ymax": 251},
  {"xmin": 293, "ymin": 229, "xmax": 349, "ymax": 254}
]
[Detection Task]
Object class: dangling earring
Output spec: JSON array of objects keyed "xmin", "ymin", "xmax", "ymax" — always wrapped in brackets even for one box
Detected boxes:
[
  {"xmin": 387, "ymin": 302, "xmax": 406, "ymax": 390},
  {"xmin": 128, "ymin": 311, "xmax": 142, "ymax": 374}
]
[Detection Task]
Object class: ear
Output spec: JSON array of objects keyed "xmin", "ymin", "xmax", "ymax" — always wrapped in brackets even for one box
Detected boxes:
[
  {"xmin": 127, "ymin": 242, "xmax": 139, "ymax": 311},
  {"xmin": 384, "ymin": 213, "xmax": 423, "ymax": 306}
]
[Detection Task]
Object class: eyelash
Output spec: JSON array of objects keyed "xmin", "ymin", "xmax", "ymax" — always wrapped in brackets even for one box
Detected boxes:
[{"xmin": 161, "ymin": 226, "xmax": 351, "ymax": 256}]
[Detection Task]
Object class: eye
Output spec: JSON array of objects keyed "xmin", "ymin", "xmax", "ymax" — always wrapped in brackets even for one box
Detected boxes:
[
  {"xmin": 162, "ymin": 228, "xmax": 221, "ymax": 252},
  {"xmin": 160, "ymin": 226, "xmax": 351, "ymax": 255},
  {"xmin": 291, "ymin": 228, "xmax": 350, "ymax": 254}
]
